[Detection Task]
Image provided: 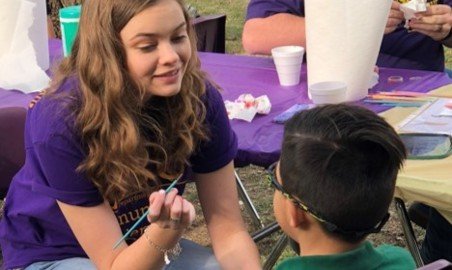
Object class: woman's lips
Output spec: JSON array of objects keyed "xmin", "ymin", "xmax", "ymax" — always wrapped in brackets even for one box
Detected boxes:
[{"xmin": 153, "ymin": 69, "xmax": 180, "ymax": 84}]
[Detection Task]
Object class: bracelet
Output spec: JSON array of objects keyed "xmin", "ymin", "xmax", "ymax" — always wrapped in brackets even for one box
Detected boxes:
[{"xmin": 144, "ymin": 227, "xmax": 182, "ymax": 265}]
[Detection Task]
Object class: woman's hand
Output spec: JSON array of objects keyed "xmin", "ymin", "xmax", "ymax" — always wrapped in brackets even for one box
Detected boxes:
[
  {"xmin": 409, "ymin": 4, "xmax": 452, "ymax": 41},
  {"xmin": 386, "ymin": 1, "xmax": 404, "ymax": 34},
  {"xmin": 147, "ymin": 188, "xmax": 195, "ymax": 231}
]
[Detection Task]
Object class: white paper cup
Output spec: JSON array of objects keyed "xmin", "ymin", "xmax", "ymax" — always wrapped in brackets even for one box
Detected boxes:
[
  {"xmin": 271, "ymin": 46, "xmax": 305, "ymax": 86},
  {"xmin": 309, "ymin": 81, "xmax": 347, "ymax": 104}
]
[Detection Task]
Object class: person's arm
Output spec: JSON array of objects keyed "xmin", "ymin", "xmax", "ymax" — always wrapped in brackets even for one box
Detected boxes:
[
  {"xmin": 409, "ymin": 4, "xmax": 452, "ymax": 47},
  {"xmin": 242, "ymin": 13, "xmax": 306, "ymax": 55},
  {"xmin": 195, "ymin": 161, "xmax": 261, "ymax": 270},
  {"xmin": 57, "ymin": 189, "xmax": 194, "ymax": 270}
]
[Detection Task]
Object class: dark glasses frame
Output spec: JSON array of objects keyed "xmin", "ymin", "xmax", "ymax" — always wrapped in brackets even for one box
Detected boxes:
[{"xmin": 267, "ymin": 162, "xmax": 390, "ymax": 238}]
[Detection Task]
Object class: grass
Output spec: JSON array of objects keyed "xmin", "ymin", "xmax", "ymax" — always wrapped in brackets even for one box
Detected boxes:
[
  {"xmin": 189, "ymin": 0, "xmax": 247, "ymax": 54},
  {"xmin": 445, "ymin": 48, "xmax": 452, "ymax": 69}
]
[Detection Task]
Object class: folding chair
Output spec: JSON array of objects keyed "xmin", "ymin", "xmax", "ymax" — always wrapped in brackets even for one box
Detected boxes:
[
  {"xmin": 394, "ymin": 198, "xmax": 424, "ymax": 267},
  {"xmin": 236, "ymin": 169, "xmax": 290, "ymax": 270},
  {"xmin": 235, "ymin": 170, "xmax": 264, "ymax": 228},
  {"xmin": 192, "ymin": 14, "xmax": 226, "ymax": 53},
  {"xmin": 251, "ymin": 221, "xmax": 289, "ymax": 270},
  {"xmin": 0, "ymin": 107, "xmax": 27, "ymax": 199}
]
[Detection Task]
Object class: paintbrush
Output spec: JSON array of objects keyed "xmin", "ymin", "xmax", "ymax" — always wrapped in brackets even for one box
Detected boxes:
[{"xmin": 113, "ymin": 174, "xmax": 183, "ymax": 249}]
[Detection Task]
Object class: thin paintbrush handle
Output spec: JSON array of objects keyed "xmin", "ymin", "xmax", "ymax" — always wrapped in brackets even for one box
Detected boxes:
[
  {"xmin": 113, "ymin": 175, "xmax": 182, "ymax": 249},
  {"xmin": 112, "ymin": 210, "xmax": 149, "ymax": 249}
]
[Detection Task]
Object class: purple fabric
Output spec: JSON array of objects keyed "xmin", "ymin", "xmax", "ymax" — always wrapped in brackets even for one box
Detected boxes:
[
  {"xmin": 0, "ymin": 40, "xmax": 452, "ymax": 167},
  {"xmin": 245, "ymin": 0, "xmax": 452, "ymax": 72},
  {"xmin": 0, "ymin": 39, "xmax": 451, "ymax": 169},
  {"xmin": 0, "ymin": 107, "xmax": 26, "ymax": 198},
  {"xmin": 0, "ymin": 39, "xmax": 63, "ymax": 109},
  {"xmin": 0, "ymin": 74, "xmax": 236, "ymax": 268},
  {"xmin": 0, "ymin": 90, "xmax": 34, "ymax": 109},
  {"xmin": 199, "ymin": 52, "xmax": 452, "ymax": 168},
  {"xmin": 0, "ymin": 79, "xmax": 102, "ymax": 269}
]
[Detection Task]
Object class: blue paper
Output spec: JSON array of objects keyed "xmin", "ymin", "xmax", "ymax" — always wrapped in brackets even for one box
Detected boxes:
[{"xmin": 273, "ymin": 104, "xmax": 314, "ymax": 124}]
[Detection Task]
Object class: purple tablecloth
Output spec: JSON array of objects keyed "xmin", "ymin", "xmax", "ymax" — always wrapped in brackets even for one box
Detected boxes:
[
  {"xmin": 199, "ymin": 52, "xmax": 452, "ymax": 167},
  {"xmin": 1, "ymin": 39, "xmax": 451, "ymax": 168},
  {"xmin": 0, "ymin": 39, "xmax": 63, "ymax": 109}
]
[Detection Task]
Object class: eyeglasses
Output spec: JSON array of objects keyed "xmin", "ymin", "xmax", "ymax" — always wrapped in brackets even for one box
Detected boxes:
[{"xmin": 267, "ymin": 162, "xmax": 390, "ymax": 238}]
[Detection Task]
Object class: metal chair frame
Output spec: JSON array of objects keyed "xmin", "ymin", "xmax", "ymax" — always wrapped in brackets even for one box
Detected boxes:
[
  {"xmin": 235, "ymin": 171, "xmax": 289, "ymax": 269},
  {"xmin": 394, "ymin": 198, "xmax": 424, "ymax": 267}
]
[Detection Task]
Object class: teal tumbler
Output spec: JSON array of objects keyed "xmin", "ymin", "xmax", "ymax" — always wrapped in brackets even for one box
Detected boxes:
[{"xmin": 59, "ymin": 5, "xmax": 81, "ymax": 56}]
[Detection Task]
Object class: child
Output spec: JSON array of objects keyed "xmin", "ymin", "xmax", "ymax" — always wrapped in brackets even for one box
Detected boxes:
[
  {"xmin": 0, "ymin": 0, "xmax": 260, "ymax": 269},
  {"xmin": 271, "ymin": 104, "xmax": 416, "ymax": 269}
]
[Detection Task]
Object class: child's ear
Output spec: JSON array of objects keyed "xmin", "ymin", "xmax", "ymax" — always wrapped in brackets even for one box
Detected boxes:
[{"xmin": 287, "ymin": 201, "xmax": 307, "ymax": 228}]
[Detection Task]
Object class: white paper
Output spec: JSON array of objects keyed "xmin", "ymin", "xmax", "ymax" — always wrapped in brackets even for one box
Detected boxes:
[
  {"xmin": 369, "ymin": 72, "xmax": 379, "ymax": 89},
  {"xmin": 305, "ymin": 0, "xmax": 392, "ymax": 101},
  {"xmin": 0, "ymin": 0, "xmax": 50, "ymax": 93},
  {"xmin": 398, "ymin": 98, "xmax": 452, "ymax": 135},
  {"xmin": 224, "ymin": 94, "xmax": 272, "ymax": 122},
  {"xmin": 400, "ymin": 0, "xmax": 427, "ymax": 24}
]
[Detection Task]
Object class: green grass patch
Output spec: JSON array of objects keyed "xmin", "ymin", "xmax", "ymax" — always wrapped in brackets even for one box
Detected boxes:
[
  {"xmin": 189, "ymin": 0, "xmax": 247, "ymax": 54},
  {"xmin": 445, "ymin": 47, "xmax": 452, "ymax": 69}
]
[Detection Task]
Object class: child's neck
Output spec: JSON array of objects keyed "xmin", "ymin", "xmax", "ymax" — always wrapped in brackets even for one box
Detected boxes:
[{"xmin": 296, "ymin": 228, "xmax": 363, "ymax": 256}]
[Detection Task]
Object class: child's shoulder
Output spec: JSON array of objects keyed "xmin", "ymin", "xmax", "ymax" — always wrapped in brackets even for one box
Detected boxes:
[
  {"xmin": 374, "ymin": 244, "xmax": 416, "ymax": 270},
  {"xmin": 274, "ymin": 242, "xmax": 416, "ymax": 270}
]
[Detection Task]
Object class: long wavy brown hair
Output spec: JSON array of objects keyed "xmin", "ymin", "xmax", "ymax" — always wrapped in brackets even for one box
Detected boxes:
[{"xmin": 48, "ymin": 0, "xmax": 208, "ymax": 202}]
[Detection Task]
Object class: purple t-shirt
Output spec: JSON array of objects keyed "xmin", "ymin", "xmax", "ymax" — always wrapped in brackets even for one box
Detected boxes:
[
  {"xmin": 246, "ymin": 0, "xmax": 452, "ymax": 71},
  {"xmin": 0, "ymin": 79, "xmax": 237, "ymax": 269}
]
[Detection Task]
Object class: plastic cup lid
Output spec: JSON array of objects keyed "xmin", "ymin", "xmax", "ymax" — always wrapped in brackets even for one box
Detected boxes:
[{"xmin": 59, "ymin": 5, "xmax": 81, "ymax": 19}]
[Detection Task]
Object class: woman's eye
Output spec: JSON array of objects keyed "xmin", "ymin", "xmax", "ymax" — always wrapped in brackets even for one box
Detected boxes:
[
  {"xmin": 138, "ymin": 44, "xmax": 157, "ymax": 52},
  {"xmin": 172, "ymin": 35, "xmax": 187, "ymax": 43}
]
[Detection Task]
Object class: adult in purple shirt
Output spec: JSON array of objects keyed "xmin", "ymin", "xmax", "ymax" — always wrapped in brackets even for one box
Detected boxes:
[
  {"xmin": 243, "ymin": 0, "xmax": 452, "ymax": 72},
  {"xmin": 0, "ymin": 0, "xmax": 261, "ymax": 269}
]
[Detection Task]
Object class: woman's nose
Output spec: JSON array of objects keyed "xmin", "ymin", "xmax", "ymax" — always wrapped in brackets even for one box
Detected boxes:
[{"xmin": 158, "ymin": 43, "xmax": 179, "ymax": 65}]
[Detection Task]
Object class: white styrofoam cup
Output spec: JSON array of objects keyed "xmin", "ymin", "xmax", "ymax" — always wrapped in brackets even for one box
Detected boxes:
[
  {"xmin": 309, "ymin": 81, "xmax": 347, "ymax": 104},
  {"xmin": 271, "ymin": 46, "xmax": 305, "ymax": 86}
]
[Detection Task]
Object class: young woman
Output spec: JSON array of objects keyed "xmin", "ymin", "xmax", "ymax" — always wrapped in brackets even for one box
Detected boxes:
[{"xmin": 0, "ymin": 0, "xmax": 261, "ymax": 269}]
